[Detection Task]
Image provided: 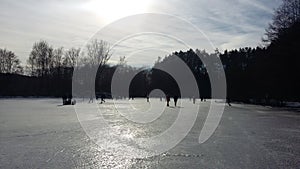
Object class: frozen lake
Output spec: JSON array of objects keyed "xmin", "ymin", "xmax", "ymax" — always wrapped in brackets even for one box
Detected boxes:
[{"xmin": 0, "ymin": 98, "xmax": 300, "ymax": 168}]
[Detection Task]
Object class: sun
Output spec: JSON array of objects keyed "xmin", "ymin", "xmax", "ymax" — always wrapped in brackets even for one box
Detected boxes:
[{"xmin": 83, "ymin": 0, "xmax": 151, "ymax": 23}]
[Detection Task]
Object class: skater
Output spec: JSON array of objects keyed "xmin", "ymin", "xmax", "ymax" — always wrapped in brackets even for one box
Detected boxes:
[
  {"xmin": 100, "ymin": 94, "xmax": 105, "ymax": 104},
  {"xmin": 193, "ymin": 96, "xmax": 196, "ymax": 104},
  {"xmin": 227, "ymin": 97, "xmax": 232, "ymax": 106},
  {"xmin": 146, "ymin": 95, "xmax": 149, "ymax": 102},
  {"xmin": 166, "ymin": 95, "xmax": 170, "ymax": 107},
  {"xmin": 62, "ymin": 94, "xmax": 75, "ymax": 105},
  {"xmin": 88, "ymin": 94, "xmax": 93, "ymax": 103},
  {"xmin": 174, "ymin": 95, "xmax": 179, "ymax": 107},
  {"xmin": 62, "ymin": 95, "xmax": 67, "ymax": 105}
]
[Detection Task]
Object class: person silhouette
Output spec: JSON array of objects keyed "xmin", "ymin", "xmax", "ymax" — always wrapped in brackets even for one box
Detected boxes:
[
  {"xmin": 88, "ymin": 94, "xmax": 93, "ymax": 103},
  {"xmin": 174, "ymin": 96, "xmax": 179, "ymax": 107},
  {"xmin": 166, "ymin": 95, "xmax": 170, "ymax": 107},
  {"xmin": 227, "ymin": 97, "xmax": 232, "ymax": 106},
  {"xmin": 100, "ymin": 94, "xmax": 105, "ymax": 104}
]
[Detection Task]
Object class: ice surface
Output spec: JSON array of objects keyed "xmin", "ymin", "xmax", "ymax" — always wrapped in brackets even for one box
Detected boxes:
[{"xmin": 0, "ymin": 98, "xmax": 299, "ymax": 168}]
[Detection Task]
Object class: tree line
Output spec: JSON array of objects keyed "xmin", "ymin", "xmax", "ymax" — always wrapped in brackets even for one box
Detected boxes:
[{"xmin": 0, "ymin": 39, "xmax": 111, "ymax": 97}]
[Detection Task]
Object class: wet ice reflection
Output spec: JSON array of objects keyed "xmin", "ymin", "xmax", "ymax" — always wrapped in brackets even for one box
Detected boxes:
[{"xmin": 75, "ymin": 98, "xmax": 190, "ymax": 160}]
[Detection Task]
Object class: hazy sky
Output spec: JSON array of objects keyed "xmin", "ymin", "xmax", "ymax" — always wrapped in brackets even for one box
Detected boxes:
[{"xmin": 0, "ymin": 0, "xmax": 282, "ymax": 67}]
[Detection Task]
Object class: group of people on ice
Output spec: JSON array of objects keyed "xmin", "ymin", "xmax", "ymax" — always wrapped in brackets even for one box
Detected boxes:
[
  {"xmin": 166, "ymin": 95, "xmax": 179, "ymax": 107},
  {"xmin": 63, "ymin": 93, "xmax": 231, "ymax": 107}
]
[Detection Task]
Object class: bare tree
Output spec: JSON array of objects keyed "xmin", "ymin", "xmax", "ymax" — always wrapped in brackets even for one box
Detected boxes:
[
  {"xmin": 64, "ymin": 48, "xmax": 80, "ymax": 68},
  {"xmin": 73, "ymin": 39, "xmax": 112, "ymax": 98},
  {"xmin": 118, "ymin": 56, "xmax": 127, "ymax": 66},
  {"xmin": 27, "ymin": 40, "xmax": 53, "ymax": 76},
  {"xmin": 0, "ymin": 48, "xmax": 23, "ymax": 74},
  {"xmin": 85, "ymin": 39, "xmax": 112, "ymax": 71},
  {"xmin": 52, "ymin": 47, "xmax": 64, "ymax": 69},
  {"xmin": 264, "ymin": 0, "xmax": 300, "ymax": 43}
]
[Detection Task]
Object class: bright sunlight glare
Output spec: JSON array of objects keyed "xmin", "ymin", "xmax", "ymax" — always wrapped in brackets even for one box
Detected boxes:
[{"xmin": 83, "ymin": 0, "xmax": 151, "ymax": 23}]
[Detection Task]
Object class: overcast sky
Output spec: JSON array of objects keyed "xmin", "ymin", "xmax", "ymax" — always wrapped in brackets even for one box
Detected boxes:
[{"xmin": 0, "ymin": 0, "xmax": 282, "ymax": 67}]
